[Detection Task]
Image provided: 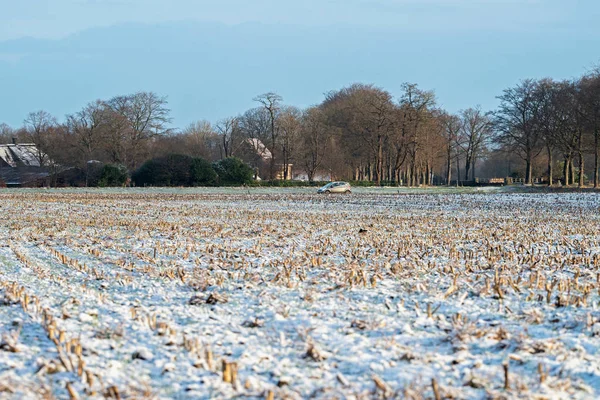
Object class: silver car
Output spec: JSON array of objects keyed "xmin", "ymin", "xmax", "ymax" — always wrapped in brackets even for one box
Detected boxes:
[{"xmin": 317, "ymin": 181, "xmax": 352, "ymax": 194}]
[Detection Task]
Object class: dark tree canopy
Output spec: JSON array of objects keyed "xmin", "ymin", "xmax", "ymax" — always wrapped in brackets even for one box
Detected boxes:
[
  {"xmin": 132, "ymin": 154, "xmax": 219, "ymax": 187},
  {"xmin": 212, "ymin": 157, "xmax": 254, "ymax": 185},
  {"xmin": 98, "ymin": 164, "xmax": 128, "ymax": 187}
]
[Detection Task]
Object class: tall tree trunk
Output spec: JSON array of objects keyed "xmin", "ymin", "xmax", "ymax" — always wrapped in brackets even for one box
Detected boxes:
[
  {"xmin": 412, "ymin": 166, "xmax": 416, "ymax": 186},
  {"xmin": 282, "ymin": 148, "xmax": 288, "ymax": 180},
  {"xmin": 426, "ymin": 162, "xmax": 432, "ymax": 185},
  {"xmin": 578, "ymin": 150, "xmax": 584, "ymax": 188},
  {"xmin": 464, "ymin": 160, "xmax": 471, "ymax": 182},
  {"xmin": 456, "ymin": 156, "xmax": 461, "ymax": 186},
  {"xmin": 446, "ymin": 151, "xmax": 452, "ymax": 186},
  {"xmin": 525, "ymin": 159, "xmax": 532, "ymax": 185},
  {"xmin": 570, "ymin": 158, "xmax": 575, "ymax": 186},
  {"xmin": 270, "ymin": 157, "xmax": 275, "ymax": 180},
  {"xmin": 222, "ymin": 136, "xmax": 229, "ymax": 158},
  {"xmin": 595, "ymin": 129, "xmax": 599, "ymax": 188},
  {"xmin": 414, "ymin": 166, "xmax": 418, "ymax": 186},
  {"xmin": 376, "ymin": 135, "xmax": 383, "ymax": 186},
  {"xmin": 269, "ymin": 113, "xmax": 276, "ymax": 180},
  {"xmin": 578, "ymin": 128, "xmax": 584, "ymax": 187},
  {"xmin": 547, "ymin": 145, "xmax": 553, "ymax": 186},
  {"xmin": 563, "ymin": 156, "xmax": 570, "ymax": 186}
]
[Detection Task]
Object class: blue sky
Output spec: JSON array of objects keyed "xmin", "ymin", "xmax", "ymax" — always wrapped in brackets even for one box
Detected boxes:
[{"xmin": 0, "ymin": 0, "xmax": 599, "ymax": 128}]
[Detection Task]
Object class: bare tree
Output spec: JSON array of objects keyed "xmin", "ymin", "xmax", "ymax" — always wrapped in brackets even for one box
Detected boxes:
[
  {"xmin": 399, "ymin": 83, "xmax": 436, "ymax": 186},
  {"xmin": 216, "ymin": 117, "xmax": 241, "ymax": 159},
  {"xmin": 494, "ymin": 79, "xmax": 545, "ymax": 184},
  {"xmin": 0, "ymin": 123, "xmax": 14, "ymax": 144},
  {"xmin": 459, "ymin": 107, "xmax": 493, "ymax": 181},
  {"xmin": 323, "ymin": 84, "xmax": 396, "ymax": 185},
  {"xmin": 102, "ymin": 108, "xmax": 130, "ymax": 166},
  {"xmin": 66, "ymin": 101, "xmax": 111, "ymax": 185},
  {"xmin": 573, "ymin": 81, "xmax": 588, "ymax": 187},
  {"xmin": 536, "ymin": 79, "xmax": 559, "ymax": 185},
  {"xmin": 65, "ymin": 100, "xmax": 110, "ymax": 184},
  {"xmin": 22, "ymin": 110, "xmax": 58, "ymax": 167},
  {"xmin": 579, "ymin": 70, "xmax": 600, "ymax": 187},
  {"xmin": 106, "ymin": 92, "xmax": 172, "ymax": 169},
  {"xmin": 440, "ymin": 112, "xmax": 461, "ymax": 185},
  {"xmin": 388, "ymin": 107, "xmax": 409, "ymax": 184},
  {"xmin": 253, "ymin": 92, "xmax": 283, "ymax": 179},
  {"xmin": 547, "ymin": 80, "xmax": 580, "ymax": 185},
  {"xmin": 181, "ymin": 120, "xmax": 220, "ymax": 160},
  {"xmin": 43, "ymin": 123, "xmax": 74, "ymax": 186},
  {"xmin": 279, "ymin": 106, "xmax": 301, "ymax": 180},
  {"xmin": 238, "ymin": 107, "xmax": 273, "ymax": 178},
  {"xmin": 359, "ymin": 87, "xmax": 396, "ymax": 185},
  {"xmin": 298, "ymin": 107, "xmax": 329, "ymax": 182}
]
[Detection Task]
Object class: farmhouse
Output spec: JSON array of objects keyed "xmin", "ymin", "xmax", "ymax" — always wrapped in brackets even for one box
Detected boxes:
[{"xmin": 0, "ymin": 141, "xmax": 50, "ymax": 187}]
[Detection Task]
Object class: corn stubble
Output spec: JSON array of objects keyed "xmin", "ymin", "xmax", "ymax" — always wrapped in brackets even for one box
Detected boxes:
[{"xmin": 0, "ymin": 189, "xmax": 599, "ymax": 399}]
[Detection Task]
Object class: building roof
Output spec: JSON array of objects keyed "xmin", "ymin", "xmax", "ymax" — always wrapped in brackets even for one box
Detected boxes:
[
  {"xmin": 245, "ymin": 138, "xmax": 273, "ymax": 160},
  {"xmin": 0, "ymin": 143, "xmax": 50, "ymax": 186},
  {"xmin": 0, "ymin": 146, "xmax": 17, "ymax": 167},
  {"xmin": 0, "ymin": 143, "xmax": 45, "ymax": 167}
]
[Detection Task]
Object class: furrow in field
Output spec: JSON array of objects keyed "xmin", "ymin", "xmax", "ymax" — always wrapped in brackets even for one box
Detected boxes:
[{"xmin": 2, "ymin": 244, "xmax": 236, "ymax": 398}]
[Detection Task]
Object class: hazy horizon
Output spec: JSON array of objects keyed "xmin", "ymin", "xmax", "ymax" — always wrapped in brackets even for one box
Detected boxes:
[{"xmin": 1, "ymin": 1, "xmax": 599, "ymax": 129}]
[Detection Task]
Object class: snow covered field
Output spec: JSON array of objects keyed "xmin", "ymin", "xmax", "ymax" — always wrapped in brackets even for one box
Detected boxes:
[{"xmin": 1, "ymin": 189, "xmax": 600, "ymax": 399}]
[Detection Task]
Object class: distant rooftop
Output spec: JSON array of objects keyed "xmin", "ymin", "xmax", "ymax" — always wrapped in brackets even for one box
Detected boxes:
[
  {"xmin": 245, "ymin": 138, "xmax": 272, "ymax": 160},
  {"xmin": 0, "ymin": 143, "xmax": 45, "ymax": 168}
]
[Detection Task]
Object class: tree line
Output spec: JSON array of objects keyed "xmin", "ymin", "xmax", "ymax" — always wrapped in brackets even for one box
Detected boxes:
[{"xmin": 1, "ymin": 67, "xmax": 599, "ymax": 187}]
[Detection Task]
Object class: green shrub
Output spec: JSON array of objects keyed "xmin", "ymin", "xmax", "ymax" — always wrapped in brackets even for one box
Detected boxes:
[
  {"xmin": 132, "ymin": 158, "xmax": 161, "ymax": 187},
  {"xmin": 133, "ymin": 154, "xmax": 219, "ymax": 187},
  {"xmin": 86, "ymin": 161, "xmax": 104, "ymax": 187},
  {"xmin": 213, "ymin": 157, "xmax": 254, "ymax": 185},
  {"xmin": 132, "ymin": 154, "xmax": 192, "ymax": 187},
  {"xmin": 98, "ymin": 164, "xmax": 128, "ymax": 187},
  {"xmin": 190, "ymin": 157, "xmax": 218, "ymax": 186},
  {"xmin": 163, "ymin": 154, "xmax": 194, "ymax": 186}
]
